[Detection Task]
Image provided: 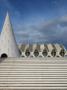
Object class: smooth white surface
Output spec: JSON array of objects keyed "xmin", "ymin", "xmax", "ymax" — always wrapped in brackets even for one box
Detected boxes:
[{"xmin": 0, "ymin": 12, "xmax": 20, "ymax": 57}]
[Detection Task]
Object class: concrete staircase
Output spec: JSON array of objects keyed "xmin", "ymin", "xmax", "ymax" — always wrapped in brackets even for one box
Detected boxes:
[{"xmin": 0, "ymin": 57, "xmax": 67, "ymax": 90}]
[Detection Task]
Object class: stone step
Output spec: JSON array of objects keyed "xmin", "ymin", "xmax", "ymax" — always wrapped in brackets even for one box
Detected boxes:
[
  {"xmin": 1, "ymin": 57, "xmax": 67, "ymax": 62},
  {"xmin": 0, "ymin": 83, "xmax": 67, "ymax": 87},
  {"xmin": 0, "ymin": 79, "xmax": 67, "ymax": 82},
  {"xmin": 0, "ymin": 69, "xmax": 67, "ymax": 71},
  {"xmin": 0, "ymin": 63, "xmax": 67, "ymax": 65},
  {"xmin": 0, "ymin": 86, "xmax": 67, "ymax": 90},
  {"xmin": 0, "ymin": 74, "xmax": 66, "ymax": 76},
  {"xmin": 0, "ymin": 82, "xmax": 67, "ymax": 83},
  {"xmin": 0, "ymin": 58, "xmax": 67, "ymax": 89},
  {"xmin": 0, "ymin": 77, "xmax": 67, "ymax": 79}
]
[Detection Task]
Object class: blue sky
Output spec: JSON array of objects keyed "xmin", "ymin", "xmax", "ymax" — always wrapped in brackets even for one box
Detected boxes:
[{"xmin": 0, "ymin": 0, "xmax": 67, "ymax": 48}]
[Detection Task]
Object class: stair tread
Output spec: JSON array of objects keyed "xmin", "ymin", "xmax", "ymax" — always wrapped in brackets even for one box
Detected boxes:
[{"xmin": 0, "ymin": 58, "xmax": 67, "ymax": 89}]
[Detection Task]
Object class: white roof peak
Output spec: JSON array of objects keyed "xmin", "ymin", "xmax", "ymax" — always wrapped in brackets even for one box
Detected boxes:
[
  {"xmin": 0, "ymin": 12, "xmax": 20, "ymax": 57},
  {"xmin": 5, "ymin": 11, "xmax": 10, "ymax": 20}
]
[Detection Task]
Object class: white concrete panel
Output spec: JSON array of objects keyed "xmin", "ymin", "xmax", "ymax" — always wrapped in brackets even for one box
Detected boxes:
[{"xmin": 0, "ymin": 12, "xmax": 20, "ymax": 57}]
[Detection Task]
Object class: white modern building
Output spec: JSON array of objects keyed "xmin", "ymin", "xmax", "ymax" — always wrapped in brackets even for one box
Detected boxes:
[
  {"xmin": 0, "ymin": 12, "xmax": 20, "ymax": 58},
  {"xmin": 0, "ymin": 12, "xmax": 66, "ymax": 58},
  {"xmin": 0, "ymin": 12, "xmax": 67, "ymax": 90}
]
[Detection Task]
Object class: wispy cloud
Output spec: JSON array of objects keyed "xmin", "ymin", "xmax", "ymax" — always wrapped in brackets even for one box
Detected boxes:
[{"xmin": 14, "ymin": 15, "xmax": 67, "ymax": 48}]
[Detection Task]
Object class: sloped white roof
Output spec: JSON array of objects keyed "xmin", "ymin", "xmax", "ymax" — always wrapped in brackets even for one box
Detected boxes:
[{"xmin": 0, "ymin": 12, "xmax": 20, "ymax": 57}]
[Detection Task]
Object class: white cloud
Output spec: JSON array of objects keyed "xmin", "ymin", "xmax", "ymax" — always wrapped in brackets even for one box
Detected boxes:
[{"xmin": 11, "ymin": 11, "xmax": 67, "ymax": 48}]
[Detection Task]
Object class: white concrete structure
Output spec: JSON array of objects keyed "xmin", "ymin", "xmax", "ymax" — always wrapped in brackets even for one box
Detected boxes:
[
  {"xmin": 54, "ymin": 44, "xmax": 65, "ymax": 57},
  {"xmin": 0, "ymin": 12, "xmax": 66, "ymax": 58},
  {"xmin": 19, "ymin": 44, "xmax": 66, "ymax": 57},
  {"xmin": 39, "ymin": 44, "xmax": 44, "ymax": 57},
  {"xmin": 24, "ymin": 44, "xmax": 30, "ymax": 57},
  {"xmin": 0, "ymin": 12, "xmax": 67, "ymax": 90},
  {"xmin": 47, "ymin": 44, "xmax": 55, "ymax": 57},
  {"xmin": 0, "ymin": 12, "xmax": 20, "ymax": 58},
  {"xmin": 0, "ymin": 57, "xmax": 67, "ymax": 90},
  {"xmin": 32, "ymin": 44, "xmax": 40, "ymax": 57},
  {"xmin": 65, "ymin": 51, "xmax": 67, "ymax": 56}
]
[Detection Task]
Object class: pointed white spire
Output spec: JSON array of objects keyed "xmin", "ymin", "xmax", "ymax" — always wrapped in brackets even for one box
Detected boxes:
[{"xmin": 0, "ymin": 12, "xmax": 20, "ymax": 57}]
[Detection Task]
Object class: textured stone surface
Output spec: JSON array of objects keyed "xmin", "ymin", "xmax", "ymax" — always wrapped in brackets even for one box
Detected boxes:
[{"xmin": 0, "ymin": 57, "xmax": 67, "ymax": 90}]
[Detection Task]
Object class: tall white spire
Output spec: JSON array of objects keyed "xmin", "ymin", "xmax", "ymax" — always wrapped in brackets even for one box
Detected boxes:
[{"xmin": 0, "ymin": 12, "xmax": 20, "ymax": 58}]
